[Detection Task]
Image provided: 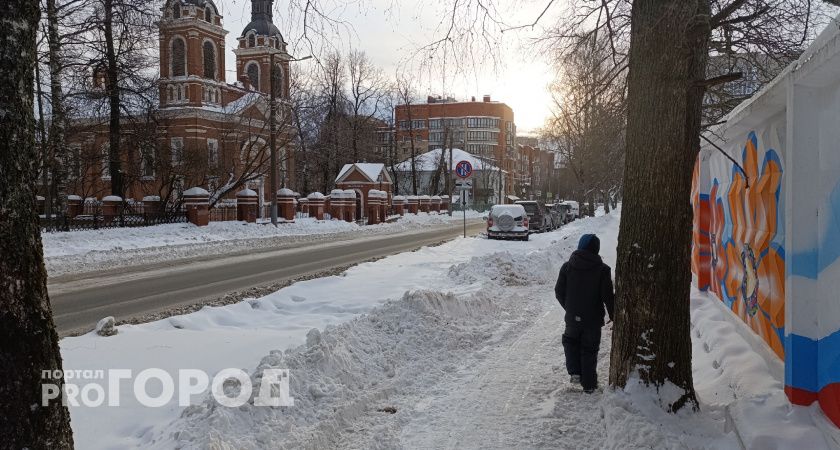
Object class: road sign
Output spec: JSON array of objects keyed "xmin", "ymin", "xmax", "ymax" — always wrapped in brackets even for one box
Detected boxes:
[
  {"xmin": 455, "ymin": 179, "xmax": 473, "ymax": 189},
  {"xmin": 454, "ymin": 160, "xmax": 473, "ymax": 179}
]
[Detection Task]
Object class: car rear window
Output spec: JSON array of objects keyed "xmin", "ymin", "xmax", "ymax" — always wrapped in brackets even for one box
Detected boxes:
[{"xmin": 520, "ymin": 203, "xmax": 538, "ymax": 214}]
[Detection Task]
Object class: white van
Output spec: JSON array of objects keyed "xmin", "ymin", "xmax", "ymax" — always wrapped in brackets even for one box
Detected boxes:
[{"xmin": 561, "ymin": 200, "xmax": 581, "ymax": 220}]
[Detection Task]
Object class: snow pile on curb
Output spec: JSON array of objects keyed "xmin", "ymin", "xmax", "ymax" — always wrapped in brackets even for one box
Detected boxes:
[{"xmin": 157, "ymin": 289, "xmax": 508, "ymax": 449}]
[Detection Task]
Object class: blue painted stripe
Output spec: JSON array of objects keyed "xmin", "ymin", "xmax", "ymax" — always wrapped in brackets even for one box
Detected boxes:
[
  {"xmin": 786, "ymin": 333, "xmax": 819, "ymax": 392},
  {"xmin": 786, "ymin": 330, "xmax": 840, "ymax": 392}
]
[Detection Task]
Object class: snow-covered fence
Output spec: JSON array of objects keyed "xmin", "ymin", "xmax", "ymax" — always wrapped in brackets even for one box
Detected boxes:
[{"xmin": 692, "ymin": 19, "xmax": 840, "ymax": 428}]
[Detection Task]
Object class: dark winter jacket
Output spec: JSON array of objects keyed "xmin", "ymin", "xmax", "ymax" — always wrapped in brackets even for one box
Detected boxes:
[{"xmin": 555, "ymin": 249, "xmax": 615, "ymax": 327}]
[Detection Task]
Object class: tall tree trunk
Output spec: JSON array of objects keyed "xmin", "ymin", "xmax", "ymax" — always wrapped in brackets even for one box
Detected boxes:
[
  {"xmin": 36, "ymin": 60, "xmax": 51, "ymax": 221},
  {"xmin": 603, "ymin": 190, "xmax": 611, "ymax": 214},
  {"xmin": 47, "ymin": 0, "xmax": 68, "ymax": 221},
  {"xmin": 104, "ymin": 0, "xmax": 123, "ymax": 196},
  {"xmin": 609, "ymin": 0, "xmax": 710, "ymax": 412},
  {"xmin": 0, "ymin": 1, "xmax": 75, "ymax": 446}
]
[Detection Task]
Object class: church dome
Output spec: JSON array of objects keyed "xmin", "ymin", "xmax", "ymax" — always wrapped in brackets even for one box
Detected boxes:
[{"xmin": 241, "ymin": 0, "xmax": 284, "ymax": 42}]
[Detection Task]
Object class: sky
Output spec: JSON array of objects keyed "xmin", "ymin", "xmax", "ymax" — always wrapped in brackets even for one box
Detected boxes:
[{"xmin": 211, "ymin": 0, "xmax": 560, "ymax": 134}]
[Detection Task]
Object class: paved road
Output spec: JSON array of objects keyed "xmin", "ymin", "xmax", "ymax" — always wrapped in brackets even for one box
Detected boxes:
[{"xmin": 49, "ymin": 221, "xmax": 487, "ymax": 335}]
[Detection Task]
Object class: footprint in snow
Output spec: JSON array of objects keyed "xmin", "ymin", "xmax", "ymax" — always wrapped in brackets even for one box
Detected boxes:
[{"xmin": 291, "ymin": 295, "xmax": 307, "ymax": 302}]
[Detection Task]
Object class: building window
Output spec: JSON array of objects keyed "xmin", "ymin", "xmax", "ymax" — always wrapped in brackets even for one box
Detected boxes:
[
  {"xmin": 171, "ymin": 37, "xmax": 186, "ymax": 77},
  {"xmin": 271, "ymin": 63, "xmax": 284, "ymax": 98},
  {"xmin": 172, "ymin": 3, "xmax": 180, "ymax": 19},
  {"xmin": 140, "ymin": 145, "xmax": 155, "ymax": 179},
  {"xmin": 204, "ymin": 6, "xmax": 212, "ymax": 22},
  {"xmin": 429, "ymin": 119, "xmax": 442, "ymax": 129},
  {"xmin": 67, "ymin": 144, "xmax": 82, "ymax": 180},
  {"xmin": 248, "ymin": 32, "xmax": 256, "ymax": 48},
  {"xmin": 101, "ymin": 144, "xmax": 111, "ymax": 179},
  {"xmin": 246, "ymin": 62, "xmax": 260, "ymax": 90},
  {"xmin": 170, "ymin": 137, "xmax": 184, "ymax": 166},
  {"xmin": 411, "ymin": 119, "xmax": 426, "ymax": 129},
  {"xmin": 203, "ymin": 41, "xmax": 216, "ymax": 80},
  {"xmin": 207, "ymin": 138, "xmax": 219, "ymax": 168}
]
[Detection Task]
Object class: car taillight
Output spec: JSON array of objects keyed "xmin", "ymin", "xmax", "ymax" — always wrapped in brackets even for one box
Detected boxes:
[
  {"xmin": 487, "ymin": 217, "xmax": 493, "ymax": 227},
  {"xmin": 523, "ymin": 218, "xmax": 529, "ymax": 227}
]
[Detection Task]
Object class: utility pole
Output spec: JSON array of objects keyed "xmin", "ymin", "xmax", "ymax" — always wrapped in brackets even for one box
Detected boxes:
[{"xmin": 269, "ymin": 53, "xmax": 278, "ymax": 226}]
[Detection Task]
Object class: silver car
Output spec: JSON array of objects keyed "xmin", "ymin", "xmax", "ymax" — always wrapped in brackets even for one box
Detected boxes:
[{"xmin": 486, "ymin": 204, "xmax": 529, "ymax": 241}]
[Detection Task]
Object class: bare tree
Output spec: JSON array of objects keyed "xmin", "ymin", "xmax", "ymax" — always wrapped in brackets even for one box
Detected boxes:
[
  {"xmin": 1, "ymin": 0, "xmax": 75, "ymax": 446},
  {"xmin": 396, "ymin": 73, "xmax": 420, "ymax": 195},
  {"xmin": 346, "ymin": 49, "xmax": 384, "ymax": 162}
]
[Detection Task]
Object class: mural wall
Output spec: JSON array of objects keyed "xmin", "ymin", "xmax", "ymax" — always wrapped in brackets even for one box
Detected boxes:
[{"xmin": 692, "ymin": 123, "xmax": 786, "ymax": 359}]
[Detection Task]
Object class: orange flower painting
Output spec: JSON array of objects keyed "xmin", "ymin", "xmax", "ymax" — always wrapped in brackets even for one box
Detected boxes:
[{"xmin": 720, "ymin": 132, "xmax": 785, "ymax": 358}]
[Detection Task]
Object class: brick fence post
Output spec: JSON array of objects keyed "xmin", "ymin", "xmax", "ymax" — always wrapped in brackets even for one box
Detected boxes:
[
  {"xmin": 306, "ymin": 192, "xmax": 326, "ymax": 220},
  {"xmin": 277, "ymin": 188, "xmax": 296, "ymax": 221},
  {"xmin": 66, "ymin": 195, "xmax": 83, "ymax": 218},
  {"xmin": 393, "ymin": 195, "xmax": 406, "ymax": 216},
  {"xmin": 183, "ymin": 187, "xmax": 210, "ymax": 226},
  {"xmin": 431, "ymin": 195, "xmax": 441, "ymax": 214},
  {"xmin": 236, "ymin": 188, "xmax": 258, "ymax": 223},
  {"xmin": 407, "ymin": 195, "xmax": 419, "ymax": 214},
  {"xmin": 343, "ymin": 190, "xmax": 356, "ymax": 222},
  {"xmin": 101, "ymin": 195, "xmax": 122, "ymax": 225},
  {"xmin": 367, "ymin": 190, "xmax": 381, "ymax": 225},
  {"xmin": 419, "ymin": 195, "xmax": 431, "ymax": 214}
]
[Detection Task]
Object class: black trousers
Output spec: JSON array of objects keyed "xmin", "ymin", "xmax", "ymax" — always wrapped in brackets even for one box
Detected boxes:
[{"xmin": 562, "ymin": 322, "xmax": 601, "ymax": 390}]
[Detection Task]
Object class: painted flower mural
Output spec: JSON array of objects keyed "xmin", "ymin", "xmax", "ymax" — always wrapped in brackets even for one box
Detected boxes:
[
  {"xmin": 721, "ymin": 132, "xmax": 785, "ymax": 358},
  {"xmin": 709, "ymin": 181, "xmax": 727, "ymax": 302}
]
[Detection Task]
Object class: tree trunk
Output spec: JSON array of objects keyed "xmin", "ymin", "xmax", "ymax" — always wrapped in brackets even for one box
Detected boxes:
[
  {"xmin": 603, "ymin": 190, "xmax": 611, "ymax": 214},
  {"xmin": 47, "ymin": 0, "xmax": 68, "ymax": 221},
  {"xmin": 104, "ymin": 0, "xmax": 123, "ymax": 196},
  {"xmin": 0, "ymin": 1, "xmax": 75, "ymax": 447},
  {"xmin": 609, "ymin": 0, "xmax": 710, "ymax": 412}
]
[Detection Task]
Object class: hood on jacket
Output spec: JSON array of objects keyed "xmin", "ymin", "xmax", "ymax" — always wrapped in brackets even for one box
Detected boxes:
[{"xmin": 568, "ymin": 249, "xmax": 603, "ymax": 270}]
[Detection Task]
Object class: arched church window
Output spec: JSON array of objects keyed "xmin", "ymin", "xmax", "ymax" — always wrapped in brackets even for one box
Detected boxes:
[
  {"xmin": 271, "ymin": 63, "xmax": 284, "ymax": 99},
  {"xmin": 171, "ymin": 37, "xmax": 186, "ymax": 77},
  {"xmin": 248, "ymin": 33, "xmax": 256, "ymax": 48},
  {"xmin": 246, "ymin": 63, "xmax": 260, "ymax": 90},
  {"xmin": 203, "ymin": 41, "xmax": 216, "ymax": 80},
  {"xmin": 205, "ymin": 6, "xmax": 212, "ymax": 22}
]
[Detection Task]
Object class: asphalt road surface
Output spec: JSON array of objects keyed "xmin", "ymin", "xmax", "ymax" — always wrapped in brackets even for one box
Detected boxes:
[{"xmin": 49, "ymin": 220, "xmax": 487, "ymax": 335}]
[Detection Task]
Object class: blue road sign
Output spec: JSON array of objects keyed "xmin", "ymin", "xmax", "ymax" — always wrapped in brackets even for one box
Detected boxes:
[{"xmin": 455, "ymin": 160, "xmax": 473, "ymax": 179}]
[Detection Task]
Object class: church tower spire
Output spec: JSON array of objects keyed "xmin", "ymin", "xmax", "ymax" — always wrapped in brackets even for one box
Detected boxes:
[{"xmin": 233, "ymin": 0, "xmax": 290, "ymax": 98}]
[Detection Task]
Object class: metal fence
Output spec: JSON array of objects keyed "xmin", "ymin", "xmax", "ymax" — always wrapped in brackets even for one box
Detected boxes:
[{"xmin": 40, "ymin": 200, "xmax": 187, "ymax": 232}]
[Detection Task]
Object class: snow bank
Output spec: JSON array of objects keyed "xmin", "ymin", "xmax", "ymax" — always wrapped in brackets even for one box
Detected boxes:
[
  {"xmin": 600, "ymin": 288, "xmax": 834, "ymax": 449},
  {"xmin": 160, "ymin": 290, "xmax": 503, "ymax": 449},
  {"xmin": 690, "ymin": 291, "xmax": 832, "ymax": 448},
  {"xmin": 43, "ymin": 212, "xmax": 485, "ymax": 276}
]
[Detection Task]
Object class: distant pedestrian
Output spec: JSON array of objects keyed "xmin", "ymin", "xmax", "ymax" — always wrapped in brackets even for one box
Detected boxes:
[{"xmin": 554, "ymin": 234, "xmax": 614, "ymax": 393}]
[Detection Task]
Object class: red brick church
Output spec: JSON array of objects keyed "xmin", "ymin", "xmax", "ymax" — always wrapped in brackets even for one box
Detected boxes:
[{"xmin": 65, "ymin": 0, "xmax": 297, "ymax": 206}]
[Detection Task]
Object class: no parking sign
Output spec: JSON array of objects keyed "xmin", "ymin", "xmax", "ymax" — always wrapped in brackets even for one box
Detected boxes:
[{"xmin": 455, "ymin": 160, "xmax": 473, "ymax": 179}]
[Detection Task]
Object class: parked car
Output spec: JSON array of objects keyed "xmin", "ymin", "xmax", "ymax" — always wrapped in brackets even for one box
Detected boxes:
[
  {"xmin": 486, "ymin": 204, "xmax": 529, "ymax": 241},
  {"xmin": 561, "ymin": 200, "xmax": 581, "ymax": 220},
  {"xmin": 551, "ymin": 203, "xmax": 572, "ymax": 226},
  {"xmin": 547, "ymin": 203, "xmax": 564, "ymax": 230},
  {"xmin": 515, "ymin": 200, "xmax": 550, "ymax": 233}
]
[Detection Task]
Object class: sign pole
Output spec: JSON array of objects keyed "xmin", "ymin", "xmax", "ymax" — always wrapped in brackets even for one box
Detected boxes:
[{"xmin": 454, "ymin": 160, "xmax": 473, "ymax": 239}]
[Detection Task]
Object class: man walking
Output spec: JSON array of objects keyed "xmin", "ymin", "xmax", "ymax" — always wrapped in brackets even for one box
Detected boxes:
[{"xmin": 555, "ymin": 234, "xmax": 614, "ymax": 393}]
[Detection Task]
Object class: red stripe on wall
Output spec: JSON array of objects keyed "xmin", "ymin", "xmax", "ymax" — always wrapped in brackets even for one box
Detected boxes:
[{"xmin": 785, "ymin": 385, "xmax": 818, "ymax": 405}]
